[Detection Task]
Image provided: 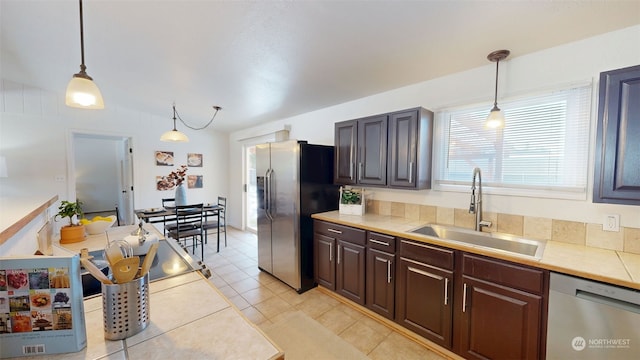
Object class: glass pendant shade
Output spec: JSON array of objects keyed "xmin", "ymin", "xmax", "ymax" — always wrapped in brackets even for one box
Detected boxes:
[
  {"xmin": 485, "ymin": 49, "xmax": 509, "ymax": 129},
  {"xmin": 66, "ymin": 0, "xmax": 104, "ymax": 109},
  {"xmin": 485, "ymin": 106, "xmax": 505, "ymax": 129},
  {"xmin": 160, "ymin": 129, "xmax": 190, "ymax": 142},
  {"xmin": 65, "ymin": 74, "xmax": 104, "ymax": 109}
]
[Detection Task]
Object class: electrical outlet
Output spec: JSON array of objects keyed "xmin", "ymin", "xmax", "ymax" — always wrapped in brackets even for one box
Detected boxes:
[
  {"xmin": 603, "ymin": 214, "xmax": 620, "ymax": 232},
  {"xmin": 54, "ymin": 175, "xmax": 65, "ymax": 182}
]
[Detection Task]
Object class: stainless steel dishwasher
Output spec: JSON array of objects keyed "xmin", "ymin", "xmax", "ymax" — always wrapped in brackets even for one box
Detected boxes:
[{"xmin": 547, "ymin": 272, "xmax": 640, "ymax": 359}]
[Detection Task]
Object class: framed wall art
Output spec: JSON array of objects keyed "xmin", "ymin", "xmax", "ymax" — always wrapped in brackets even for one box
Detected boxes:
[
  {"xmin": 155, "ymin": 151, "xmax": 174, "ymax": 166},
  {"xmin": 187, "ymin": 175, "xmax": 203, "ymax": 189},
  {"xmin": 156, "ymin": 176, "xmax": 173, "ymax": 191},
  {"xmin": 187, "ymin": 153, "xmax": 202, "ymax": 167}
]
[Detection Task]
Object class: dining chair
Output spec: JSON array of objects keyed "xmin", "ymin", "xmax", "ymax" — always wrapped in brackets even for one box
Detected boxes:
[
  {"xmin": 167, "ymin": 203, "xmax": 205, "ymax": 259},
  {"xmin": 162, "ymin": 197, "xmax": 177, "ymax": 235},
  {"xmin": 203, "ymin": 196, "xmax": 227, "ymax": 252}
]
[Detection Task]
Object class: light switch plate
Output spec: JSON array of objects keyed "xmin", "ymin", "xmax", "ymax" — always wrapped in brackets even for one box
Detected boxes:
[{"xmin": 603, "ymin": 214, "xmax": 620, "ymax": 232}]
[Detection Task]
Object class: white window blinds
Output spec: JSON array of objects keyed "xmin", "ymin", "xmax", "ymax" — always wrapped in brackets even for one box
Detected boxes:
[{"xmin": 435, "ymin": 85, "xmax": 591, "ymax": 197}]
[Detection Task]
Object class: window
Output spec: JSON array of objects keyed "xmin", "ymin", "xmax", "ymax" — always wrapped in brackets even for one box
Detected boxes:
[{"xmin": 434, "ymin": 84, "xmax": 592, "ymax": 199}]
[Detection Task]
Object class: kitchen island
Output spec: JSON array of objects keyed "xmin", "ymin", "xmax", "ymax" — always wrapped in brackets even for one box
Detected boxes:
[{"xmin": 10, "ymin": 226, "xmax": 284, "ymax": 360}]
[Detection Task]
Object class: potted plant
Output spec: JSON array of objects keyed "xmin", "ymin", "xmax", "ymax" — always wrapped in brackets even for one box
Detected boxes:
[
  {"xmin": 55, "ymin": 200, "xmax": 86, "ymax": 244},
  {"xmin": 339, "ymin": 187, "xmax": 365, "ymax": 215}
]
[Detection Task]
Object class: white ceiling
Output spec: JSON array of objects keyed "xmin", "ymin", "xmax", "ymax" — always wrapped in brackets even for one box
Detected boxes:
[{"xmin": 2, "ymin": 0, "xmax": 639, "ymax": 133}]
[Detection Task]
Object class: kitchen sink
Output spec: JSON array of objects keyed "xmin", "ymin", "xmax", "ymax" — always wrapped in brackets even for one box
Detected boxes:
[{"xmin": 409, "ymin": 224, "xmax": 545, "ymax": 259}]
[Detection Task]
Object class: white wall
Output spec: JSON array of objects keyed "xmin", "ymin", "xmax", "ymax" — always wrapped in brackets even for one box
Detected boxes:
[
  {"xmin": 0, "ymin": 83, "xmax": 229, "ymax": 237},
  {"xmin": 229, "ymin": 25, "xmax": 640, "ymax": 229}
]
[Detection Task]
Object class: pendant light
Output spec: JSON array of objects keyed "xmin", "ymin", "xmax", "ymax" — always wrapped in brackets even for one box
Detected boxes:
[
  {"xmin": 485, "ymin": 49, "xmax": 510, "ymax": 129},
  {"xmin": 160, "ymin": 103, "xmax": 222, "ymax": 143},
  {"xmin": 65, "ymin": 0, "xmax": 104, "ymax": 109},
  {"xmin": 160, "ymin": 105, "xmax": 190, "ymax": 142}
]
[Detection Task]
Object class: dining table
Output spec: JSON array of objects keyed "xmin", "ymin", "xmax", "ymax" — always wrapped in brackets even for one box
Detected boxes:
[{"xmin": 135, "ymin": 204, "xmax": 223, "ymax": 252}]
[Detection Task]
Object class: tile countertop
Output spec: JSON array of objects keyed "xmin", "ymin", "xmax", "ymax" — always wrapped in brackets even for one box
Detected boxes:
[
  {"xmin": 35, "ymin": 225, "xmax": 284, "ymax": 360},
  {"xmin": 12, "ymin": 272, "xmax": 283, "ymax": 360},
  {"xmin": 312, "ymin": 211, "xmax": 640, "ymax": 291}
]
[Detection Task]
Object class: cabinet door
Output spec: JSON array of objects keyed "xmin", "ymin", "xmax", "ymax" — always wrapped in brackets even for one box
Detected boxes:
[
  {"xmin": 334, "ymin": 120, "xmax": 357, "ymax": 185},
  {"xmin": 366, "ymin": 249, "xmax": 395, "ymax": 320},
  {"xmin": 388, "ymin": 110, "xmax": 418, "ymax": 188},
  {"xmin": 336, "ymin": 240, "xmax": 366, "ymax": 305},
  {"xmin": 396, "ymin": 258, "xmax": 453, "ymax": 349},
  {"xmin": 593, "ymin": 64, "xmax": 640, "ymax": 205},
  {"xmin": 459, "ymin": 276, "xmax": 543, "ymax": 360},
  {"xmin": 357, "ymin": 115, "xmax": 387, "ymax": 186},
  {"xmin": 314, "ymin": 233, "xmax": 336, "ymax": 290}
]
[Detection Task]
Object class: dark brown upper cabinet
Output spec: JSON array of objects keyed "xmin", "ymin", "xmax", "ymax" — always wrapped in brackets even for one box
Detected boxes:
[
  {"xmin": 593, "ymin": 64, "xmax": 640, "ymax": 205},
  {"xmin": 334, "ymin": 115, "xmax": 387, "ymax": 186},
  {"xmin": 334, "ymin": 120, "xmax": 358, "ymax": 185},
  {"xmin": 388, "ymin": 108, "xmax": 433, "ymax": 189},
  {"xmin": 357, "ymin": 115, "xmax": 388, "ymax": 186},
  {"xmin": 334, "ymin": 107, "xmax": 433, "ymax": 190}
]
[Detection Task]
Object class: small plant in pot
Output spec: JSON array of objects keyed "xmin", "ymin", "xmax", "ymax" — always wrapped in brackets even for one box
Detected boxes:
[
  {"xmin": 339, "ymin": 187, "xmax": 365, "ymax": 215},
  {"xmin": 55, "ymin": 200, "xmax": 86, "ymax": 244}
]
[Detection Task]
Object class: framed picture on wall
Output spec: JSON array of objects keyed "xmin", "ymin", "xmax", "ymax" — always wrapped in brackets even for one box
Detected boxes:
[
  {"xmin": 156, "ymin": 176, "xmax": 174, "ymax": 191},
  {"xmin": 155, "ymin": 151, "xmax": 174, "ymax": 166},
  {"xmin": 187, "ymin": 153, "xmax": 202, "ymax": 167},
  {"xmin": 187, "ymin": 175, "xmax": 203, "ymax": 189}
]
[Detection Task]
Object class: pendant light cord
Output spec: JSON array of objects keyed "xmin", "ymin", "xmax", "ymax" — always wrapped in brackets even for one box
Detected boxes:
[
  {"xmin": 173, "ymin": 104, "xmax": 222, "ymax": 131},
  {"xmin": 493, "ymin": 59, "xmax": 499, "ymax": 108},
  {"xmin": 78, "ymin": 0, "xmax": 86, "ymax": 72}
]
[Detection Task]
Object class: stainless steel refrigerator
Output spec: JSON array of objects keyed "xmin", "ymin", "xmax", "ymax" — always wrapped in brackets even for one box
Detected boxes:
[{"xmin": 257, "ymin": 140, "xmax": 339, "ymax": 293}]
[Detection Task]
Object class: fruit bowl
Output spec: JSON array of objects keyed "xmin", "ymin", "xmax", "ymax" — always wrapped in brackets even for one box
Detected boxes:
[{"xmin": 84, "ymin": 215, "xmax": 117, "ymax": 235}]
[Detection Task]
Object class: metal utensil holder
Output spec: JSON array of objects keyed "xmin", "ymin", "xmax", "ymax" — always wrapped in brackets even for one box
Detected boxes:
[{"xmin": 101, "ymin": 274, "xmax": 150, "ymax": 340}]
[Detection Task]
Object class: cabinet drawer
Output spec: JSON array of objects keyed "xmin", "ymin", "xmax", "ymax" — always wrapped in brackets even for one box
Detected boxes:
[
  {"xmin": 314, "ymin": 220, "xmax": 366, "ymax": 245},
  {"xmin": 367, "ymin": 232, "xmax": 396, "ymax": 253},
  {"xmin": 462, "ymin": 253, "xmax": 546, "ymax": 294},
  {"xmin": 399, "ymin": 239, "xmax": 454, "ymax": 270}
]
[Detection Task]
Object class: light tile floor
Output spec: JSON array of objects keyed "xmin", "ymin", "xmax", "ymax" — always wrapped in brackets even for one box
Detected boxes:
[{"xmin": 192, "ymin": 227, "xmax": 451, "ymax": 360}]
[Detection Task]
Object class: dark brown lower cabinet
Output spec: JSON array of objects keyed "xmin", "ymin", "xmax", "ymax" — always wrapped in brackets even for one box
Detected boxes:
[
  {"xmin": 314, "ymin": 233, "xmax": 336, "ymax": 290},
  {"xmin": 366, "ymin": 248, "xmax": 395, "ymax": 319},
  {"xmin": 314, "ymin": 221, "xmax": 549, "ymax": 359},
  {"xmin": 457, "ymin": 254, "xmax": 547, "ymax": 360},
  {"xmin": 396, "ymin": 257, "xmax": 453, "ymax": 349},
  {"xmin": 459, "ymin": 276, "xmax": 543, "ymax": 359},
  {"xmin": 336, "ymin": 240, "xmax": 366, "ymax": 305},
  {"xmin": 396, "ymin": 239, "xmax": 455, "ymax": 349}
]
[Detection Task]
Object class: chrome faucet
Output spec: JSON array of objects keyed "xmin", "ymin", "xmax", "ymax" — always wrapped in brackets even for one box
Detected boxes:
[{"xmin": 469, "ymin": 167, "xmax": 491, "ymax": 231}]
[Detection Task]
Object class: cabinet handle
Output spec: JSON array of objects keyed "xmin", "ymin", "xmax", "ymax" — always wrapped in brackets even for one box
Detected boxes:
[
  {"xmin": 408, "ymin": 162, "xmax": 413, "ymax": 184},
  {"xmin": 337, "ymin": 244, "xmax": 341, "ymax": 264},
  {"xmin": 358, "ymin": 162, "xmax": 363, "ymax": 181},
  {"xmin": 327, "ymin": 228, "xmax": 342, "ymax": 234},
  {"xmin": 407, "ymin": 266, "xmax": 441, "ymax": 280},
  {"xmin": 329, "ymin": 242, "xmax": 332, "ymax": 262},
  {"xmin": 444, "ymin": 278, "xmax": 449, "ymax": 305},
  {"xmin": 387, "ymin": 260, "xmax": 392, "ymax": 283},
  {"xmin": 462, "ymin": 283, "xmax": 468, "ymax": 313},
  {"xmin": 369, "ymin": 239, "xmax": 389, "ymax": 247}
]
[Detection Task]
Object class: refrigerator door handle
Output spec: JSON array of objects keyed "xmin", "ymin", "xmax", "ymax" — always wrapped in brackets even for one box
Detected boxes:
[
  {"xmin": 265, "ymin": 168, "xmax": 273, "ymax": 221},
  {"xmin": 268, "ymin": 168, "xmax": 275, "ymax": 219},
  {"xmin": 409, "ymin": 162, "xmax": 413, "ymax": 184}
]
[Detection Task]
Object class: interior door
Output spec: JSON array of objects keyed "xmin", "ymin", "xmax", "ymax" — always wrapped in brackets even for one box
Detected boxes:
[{"xmin": 73, "ymin": 133, "xmax": 134, "ymax": 223}]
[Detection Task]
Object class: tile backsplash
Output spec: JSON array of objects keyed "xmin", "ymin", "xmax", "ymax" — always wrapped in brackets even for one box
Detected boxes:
[{"xmin": 366, "ymin": 200, "xmax": 640, "ymax": 255}]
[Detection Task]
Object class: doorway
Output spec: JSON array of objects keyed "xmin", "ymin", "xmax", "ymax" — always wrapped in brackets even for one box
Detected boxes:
[
  {"xmin": 72, "ymin": 133, "xmax": 134, "ymax": 225},
  {"xmin": 245, "ymin": 145, "xmax": 257, "ymax": 232}
]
